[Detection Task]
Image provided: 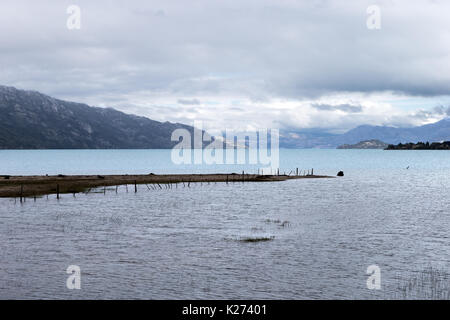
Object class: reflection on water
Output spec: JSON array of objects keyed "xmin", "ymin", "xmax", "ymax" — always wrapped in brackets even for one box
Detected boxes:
[{"xmin": 0, "ymin": 150, "xmax": 449, "ymax": 299}]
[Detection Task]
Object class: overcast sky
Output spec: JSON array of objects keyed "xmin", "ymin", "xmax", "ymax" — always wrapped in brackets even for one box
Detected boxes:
[{"xmin": 1, "ymin": 0, "xmax": 450, "ymax": 133}]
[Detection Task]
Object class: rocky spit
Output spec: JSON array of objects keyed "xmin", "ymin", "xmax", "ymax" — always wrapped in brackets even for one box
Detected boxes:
[{"xmin": 0, "ymin": 173, "xmax": 333, "ymax": 198}]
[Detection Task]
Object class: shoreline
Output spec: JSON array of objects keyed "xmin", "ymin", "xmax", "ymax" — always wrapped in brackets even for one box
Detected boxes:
[{"xmin": 0, "ymin": 173, "xmax": 333, "ymax": 198}]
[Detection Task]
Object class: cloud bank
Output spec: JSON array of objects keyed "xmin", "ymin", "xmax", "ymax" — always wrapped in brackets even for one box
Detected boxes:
[{"xmin": 1, "ymin": 0, "xmax": 450, "ymax": 132}]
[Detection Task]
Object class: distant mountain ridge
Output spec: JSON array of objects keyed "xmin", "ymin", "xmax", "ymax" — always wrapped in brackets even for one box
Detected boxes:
[
  {"xmin": 0, "ymin": 85, "xmax": 198, "ymax": 149},
  {"xmin": 280, "ymin": 118, "xmax": 450, "ymax": 148},
  {"xmin": 1, "ymin": 85, "xmax": 450, "ymax": 149}
]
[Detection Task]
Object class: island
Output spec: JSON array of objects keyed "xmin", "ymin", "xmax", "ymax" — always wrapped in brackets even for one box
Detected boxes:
[
  {"xmin": 337, "ymin": 139, "xmax": 388, "ymax": 149},
  {"xmin": 385, "ymin": 141, "xmax": 450, "ymax": 150}
]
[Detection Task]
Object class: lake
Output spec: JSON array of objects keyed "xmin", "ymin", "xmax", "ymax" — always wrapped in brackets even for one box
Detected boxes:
[{"xmin": 0, "ymin": 149, "xmax": 449, "ymax": 299}]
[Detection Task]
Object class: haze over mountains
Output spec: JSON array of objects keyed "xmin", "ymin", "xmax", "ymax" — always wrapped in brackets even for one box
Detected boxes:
[{"xmin": 1, "ymin": 85, "xmax": 450, "ymax": 149}]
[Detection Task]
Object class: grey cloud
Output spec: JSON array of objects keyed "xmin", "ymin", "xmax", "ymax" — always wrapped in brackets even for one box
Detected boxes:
[
  {"xmin": 1, "ymin": 0, "xmax": 450, "ymax": 132},
  {"xmin": 432, "ymin": 105, "xmax": 450, "ymax": 116},
  {"xmin": 177, "ymin": 98, "xmax": 201, "ymax": 105},
  {"xmin": 311, "ymin": 103, "xmax": 363, "ymax": 113},
  {"xmin": 1, "ymin": 0, "xmax": 450, "ymax": 101},
  {"xmin": 154, "ymin": 10, "xmax": 165, "ymax": 17},
  {"xmin": 376, "ymin": 105, "xmax": 450, "ymax": 129}
]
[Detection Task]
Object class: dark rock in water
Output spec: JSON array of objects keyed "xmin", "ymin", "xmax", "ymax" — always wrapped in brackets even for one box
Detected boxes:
[{"xmin": 337, "ymin": 171, "xmax": 344, "ymax": 177}]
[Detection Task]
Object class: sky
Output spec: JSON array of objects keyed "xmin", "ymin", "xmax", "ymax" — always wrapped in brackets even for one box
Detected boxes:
[{"xmin": 1, "ymin": 0, "xmax": 450, "ymax": 134}]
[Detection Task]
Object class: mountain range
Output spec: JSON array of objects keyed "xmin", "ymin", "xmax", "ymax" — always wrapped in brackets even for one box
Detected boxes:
[
  {"xmin": 1, "ymin": 85, "xmax": 450, "ymax": 149},
  {"xmin": 0, "ymin": 85, "xmax": 199, "ymax": 149},
  {"xmin": 280, "ymin": 118, "xmax": 450, "ymax": 148}
]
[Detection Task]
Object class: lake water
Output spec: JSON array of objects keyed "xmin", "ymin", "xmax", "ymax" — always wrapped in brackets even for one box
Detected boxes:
[{"xmin": 0, "ymin": 149, "xmax": 449, "ymax": 299}]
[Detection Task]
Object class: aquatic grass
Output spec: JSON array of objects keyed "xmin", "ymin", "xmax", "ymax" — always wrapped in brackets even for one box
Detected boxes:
[
  {"xmin": 265, "ymin": 219, "xmax": 281, "ymax": 224},
  {"xmin": 265, "ymin": 219, "xmax": 291, "ymax": 227},
  {"xmin": 279, "ymin": 221, "xmax": 291, "ymax": 228},
  {"xmin": 237, "ymin": 236, "xmax": 275, "ymax": 243},
  {"xmin": 390, "ymin": 266, "xmax": 450, "ymax": 300}
]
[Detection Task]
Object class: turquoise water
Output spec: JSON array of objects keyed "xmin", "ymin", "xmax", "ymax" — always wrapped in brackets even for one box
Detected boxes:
[
  {"xmin": 0, "ymin": 149, "xmax": 449, "ymax": 299},
  {"xmin": 1, "ymin": 149, "xmax": 450, "ymax": 175}
]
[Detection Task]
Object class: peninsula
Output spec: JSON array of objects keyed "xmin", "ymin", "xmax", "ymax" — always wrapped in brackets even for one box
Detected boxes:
[
  {"xmin": 0, "ymin": 173, "xmax": 333, "ymax": 198},
  {"xmin": 385, "ymin": 141, "xmax": 450, "ymax": 150},
  {"xmin": 337, "ymin": 139, "xmax": 388, "ymax": 149}
]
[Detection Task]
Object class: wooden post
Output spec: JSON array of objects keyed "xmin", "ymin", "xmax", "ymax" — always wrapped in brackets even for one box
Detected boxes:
[
  {"xmin": 296, "ymin": 168, "xmax": 299, "ymax": 176},
  {"xmin": 311, "ymin": 168, "xmax": 314, "ymax": 175},
  {"xmin": 20, "ymin": 185, "xmax": 23, "ymax": 203},
  {"xmin": 134, "ymin": 180, "xmax": 137, "ymax": 193},
  {"xmin": 242, "ymin": 171, "xmax": 245, "ymax": 183},
  {"xmin": 226, "ymin": 175, "xmax": 229, "ymax": 184},
  {"xmin": 56, "ymin": 184, "xmax": 60, "ymax": 199},
  {"xmin": 277, "ymin": 168, "xmax": 280, "ymax": 176},
  {"xmin": 116, "ymin": 185, "xmax": 118, "ymax": 193}
]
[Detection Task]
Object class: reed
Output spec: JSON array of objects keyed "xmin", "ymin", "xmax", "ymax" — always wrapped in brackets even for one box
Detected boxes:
[{"xmin": 390, "ymin": 266, "xmax": 450, "ymax": 300}]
